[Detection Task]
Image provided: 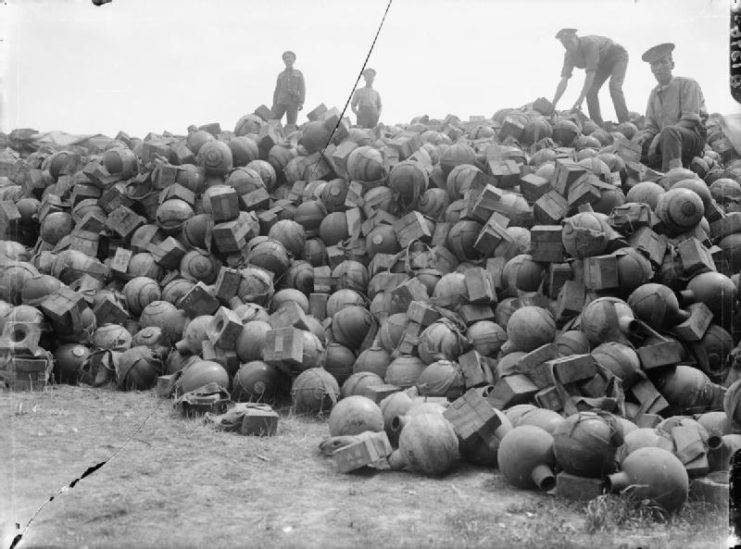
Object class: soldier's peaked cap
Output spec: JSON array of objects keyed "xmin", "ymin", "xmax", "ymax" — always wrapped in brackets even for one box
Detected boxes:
[
  {"xmin": 282, "ymin": 50, "xmax": 296, "ymax": 60},
  {"xmin": 642, "ymin": 43, "xmax": 675, "ymax": 63},
  {"xmin": 555, "ymin": 28, "xmax": 577, "ymax": 40}
]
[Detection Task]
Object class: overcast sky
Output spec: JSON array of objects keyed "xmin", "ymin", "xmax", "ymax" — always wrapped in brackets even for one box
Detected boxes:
[{"xmin": 2, "ymin": 0, "xmax": 739, "ymax": 137}]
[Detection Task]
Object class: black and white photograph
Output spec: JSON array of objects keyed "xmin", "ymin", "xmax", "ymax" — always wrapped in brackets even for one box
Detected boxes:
[{"xmin": 1, "ymin": 1, "xmax": 740, "ymax": 548}]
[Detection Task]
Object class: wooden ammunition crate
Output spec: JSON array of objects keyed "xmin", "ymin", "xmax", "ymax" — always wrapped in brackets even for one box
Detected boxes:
[
  {"xmin": 263, "ymin": 327, "xmax": 304, "ymax": 370},
  {"xmin": 534, "ymin": 190, "xmax": 568, "ymax": 225},
  {"xmin": 530, "ymin": 225, "xmax": 565, "ymax": 263},
  {"xmin": 240, "ymin": 406, "xmax": 279, "ymax": 436},
  {"xmin": 553, "ymin": 160, "xmax": 587, "ymax": 195},
  {"xmin": 180, "ymin": 282, "xmax": 220, "ymax": 318},
  {"xmin": 486, "ymin": 374, "xmax": 539, "ymax": 409},
  {"xmin": 443, "ymin": 388, "xmax": 501, "ymax": 444},
  {"xmin": 1, "ymin": 355, "xmax": 52, "ymax": 391},
  {"xmin": 333, "ymin": 432, "xmax": 393, "ymax": 473}
]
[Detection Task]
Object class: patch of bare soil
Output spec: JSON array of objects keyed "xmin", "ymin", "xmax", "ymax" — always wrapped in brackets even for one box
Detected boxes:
[{"xmin": 1, "ymin": 386, "xmax": 728, "ymax": 549}]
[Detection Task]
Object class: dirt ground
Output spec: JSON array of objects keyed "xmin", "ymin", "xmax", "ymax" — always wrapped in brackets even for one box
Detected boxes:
[{"xmin": 0, "ymin": 385, "xmax": 729, "ymax": 549}]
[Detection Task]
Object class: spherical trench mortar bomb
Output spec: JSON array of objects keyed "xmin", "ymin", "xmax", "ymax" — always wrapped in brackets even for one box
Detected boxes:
[
  {"xmin": 607, "ymin": 447, "xmax": 689, "ymax": 515},
  {"xmin": 417, "ymin": 321, "xmax": 468, "ymax": 365},
  {"xmin": 123, "ymin": 276, "xmax": 162, "ymax": 317},
  {"xmin": 327, "ymin": 395, "xmax": 384, "ymax": 437},
  {"xmin": 627, "ymin": 283, "xmax": 689, "ymax": 328},
  {"xmin": 439, "ymin": 142, "xmax": 476, "ymax": 178},
  {"xmin": 283, "ymin": 260, "xmax": 314, "ymax": 295},
  {"xmin": 552, "ymin": 411, "xmax": 623, "ymax": 478},
  {"xmin": 554, "ymin": 330, "xmax": 591, "ymax": 356},
  {"xmin": 693, "ymin": 323, "xmax": 734, "ymax": 382},
  {"xmin": 415, "ymin": 360, "xmax": 465, "ymax": 399},
  {"xmin": 331, "ymin": 305, "xmax": 376, "ymax": 351},
  {"xmin": 353, "ymin": 345, "xmax": 392, "ymax": 378},
  {"xmin": 447, "ymin": 219, "xmax": 483, "ymax": 262},
  {"xmin": 156, "ymin": 199, "xmax": 194, "ymax": 234},
  {"xmin": 186, "ymin": 129, "xmax": 215, "ymax": 155},
  {"xmin": 384, "ymin": 355, "xmax": 426, "ymax": 389},
  {"xmin": 116, "ymin": 345, "xmax": 163, "ymax": 391},
  {"xmin": 709, "ymin": 178, "xmax": 741, "ymax": 205},
  {"xmin": 268, "ymin": 219, "xmax": 306, "ymax": 259},
  {"xmin": 561, "ymin": 211, "xmax": 612, "ymax": 259},
  {"xmin": 1, "ymin": 262, "xmax": 40, "ymax": 305},
  {"xmin": 501, "ymin": 306, "xmax": 556, "ymax": 354},
  {"xmin": 132, "ymin": 326, "xmax": 171, "ymax": 358},
  {"xmin": 497, "ymin": 425, "xmax": 557, "ymax": 491},
  {"xmin": 590, "ymin": 341, "xmax": 642, "ymax": 391},
  {"xmin": 614, "ymin": 248, "xmax": 654, "ymax": 294},
  {"xmin": 244, "ymin": 238, "xmax": 291, "ymax": 279},
  {"xmin": 467, "ymin": 320, "xmax": 507, "ymax": 357},
  {"xmin": 182, "ymin": 213, "xmax": 212, "ymax": 249},
  {"xmin": 301, "ymin": 120, "xmax": 333, "ymax": 154},
  {"xmin": 232, "ymin": 360, "xmax": 288, "ymax": 403},
  {"xmin": 388, "ymin": 413, "xmax": 459, "ymax": 476},
  {"xmin": 319, "ymin": 178, "xmax": 349, "ymax": 213},
  {"xmin": 653, "ymin": 364, "xmax": 717, "ymax": 413},
  {"xmin": 92, "ymin": 322, "xmax": 133, "ymax": 352},
  {"xmin": 431, "ymin": 271, "xmax": 467, "ymax": 310},
  {"xmin": 446, "ymin": 163, "xmax": 482, "ymax": 201},
  {"xmin": 332, "ymin": 260, "xmax": 369, "ymax": 294},
  {"xmin": 228, "ymin": 135, "xmax": 260, "ymax": 167},
  {"xmin": 322, "ymin": 342, "xmax": 356, "ymax": 386},
  {"xmin": 237, "ymin": 265, "xmax": 275, "ymax": 307},
  {"xmin": 226, "ymin": 165, "xmax": 265, "ymax": 196},
  {"xmin": 341, "ymin": 371, "xmax": 385, "ymax": 399},
  {"xmin": 39, "ymin": 211, "xmax": 73, "ymax": 246},
  {"xmin": 346, "ymin": 145, "xmax": 386, "ymax": 182},
  {"xmin": 417, "ymin": 188, "xmax": 451, "ymax": 221},
  {"xmin": 196, "ymin": 139, "xmax": 233, "ymax": 176},
  {"xmin": 671, "ymin": 177, "xmax": 713, "ymax": 210},
  {"xmin": 326, "ymin": 288, "xmax": 366, "ymax": 318},
  {"xmin": 683, "ymin": 271, "xmax": 737, "ymax": 327},
  {"xmin": 176, "ymin": 315, "xmax": 214, "ymax": 355},
  {"xmin": 178, "ymin": 360, "xmax": 230, "ymax": 394},
  {"xmin": 138, "ymin": 300, "xmax": 187, "ymax": 342},
  {"xmin": 160, "ymin": 278, "xmax": 196, "ymax": 307},
  {"xmin": 502, "ymin": 254, "xmax": 545, "ymax": 293},
  {"xmin": 377, "ymin": 313, "xmax": 410, "ymax": 354},
  {"xmin": 505, "ymin": 405, "xmax": 566, "ymax": 435},
  {"xmin": 615, "ymin": 427, "xmax": 675, "ymax": 464},
  {"xmin": 365, "ymin": 224, "xmax": 400, "ymax": 258},
  {"xmin": 179, "ymin": 249, "xmax": 220, "ymax": 285},
  {"xmin": 655, "ymin": 187, "xmax": 705, "ymax": 235},
  {"xmin": 388, "ymin": 160, "xmax": 429, "ymax": 212},
  {"xmin": 318, "ymin": 211, "xmax": 349, "ymax": 247},
  {"xmin": 579, "ymin": 297, "xmax": 636, "ymax": 347},
  {"xmin": 20, "ymin": 274, "xmax": 62, "ymax": 307},
  {"xmin": 291, "ymin": 367, "xmax": 341, "ymax": 415},
  {"xmin": 54, "ymin": 343, "xmax": 91, "ymax": 385},
  {"xmin": 293, "ymin": 200, "xmax": 327, "ymax": 239},
  {"xmin": 271, "ymin": 288, "xmax": 309, "ymax": 313}
]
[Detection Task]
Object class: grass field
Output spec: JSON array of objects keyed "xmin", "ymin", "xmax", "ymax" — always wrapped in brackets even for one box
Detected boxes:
[{"xmin": 1, "ymin": 385, "xmax": 729, "ymax": 549}]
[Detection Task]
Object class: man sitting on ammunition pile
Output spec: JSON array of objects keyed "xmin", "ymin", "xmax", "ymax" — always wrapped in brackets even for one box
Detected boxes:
[{"xmin": 635, "ymin": 42, "xmax": 708, "ymax": 172}]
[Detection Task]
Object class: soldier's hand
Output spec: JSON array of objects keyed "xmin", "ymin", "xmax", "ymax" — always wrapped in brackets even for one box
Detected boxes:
[{"xmin": 298, "ymin": 104, "xmax": 303, "ymax": 111}]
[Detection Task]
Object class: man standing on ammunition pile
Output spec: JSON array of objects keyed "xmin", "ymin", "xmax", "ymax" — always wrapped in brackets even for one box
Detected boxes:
[
  {"xmin": 635, "ymin": 42, "xmax": 708, "ymax": 172},
  {"xmin": 551, "ymin": 28, "xmax": 630, "ymax": 126},
  {"xmin": 351, "ymin": 68, "xmax": 382, "ymax": 129},
  {"xmin": 272, "ymin": 50, "xmax": 305, "ymax": 131}
]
